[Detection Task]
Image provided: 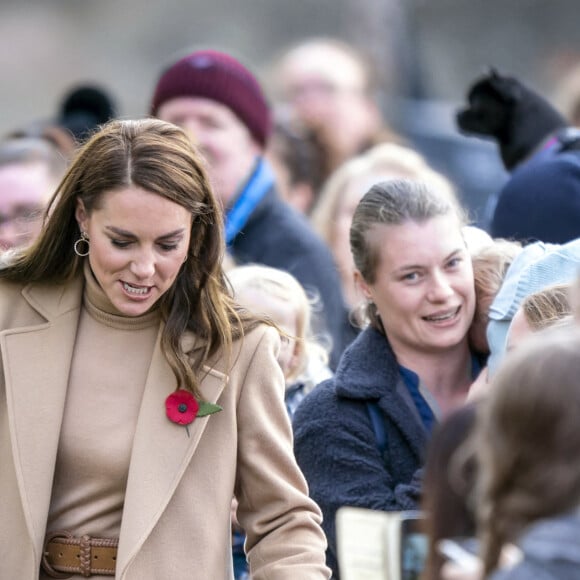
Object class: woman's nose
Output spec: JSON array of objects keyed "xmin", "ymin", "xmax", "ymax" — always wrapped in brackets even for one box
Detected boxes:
[
  {"xmin": 428, "ymin": 271, "xmax": 454, "ymax": 301},
  {"xmin": 130, "ymin": 251, "xmax": 156, "ymax": 279}
]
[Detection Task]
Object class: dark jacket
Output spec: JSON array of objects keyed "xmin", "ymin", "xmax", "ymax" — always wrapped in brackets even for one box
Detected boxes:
[
  {"xmin": 229, "ymin": 185, "xmax": 350, "ymax": 368},
  {"xmin": 490, "ymin": 512, "xmax": 580, "ymax": 580},
  {"xmin": 491, "ymin": 145, "xmax": 580, "ymax": 245},
  {"xmin": 292, "ymin": 326, "xmax": 427, "ymax": 578}
]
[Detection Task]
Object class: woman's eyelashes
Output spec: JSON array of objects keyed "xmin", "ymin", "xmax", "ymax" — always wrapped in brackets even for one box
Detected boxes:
[
  {"xmin": 158, "ymin": 242, "xmax": 179, "ymax": 251},
  {"xmin": 402, "ymin": 271, "xmax": 421, "ymax": 283},
  {"xmin": 399, "ymin": 257, "xmax": 463, "ymax": 283},
  {"xmin": 110, "ymin": 238, "xmax": 180, "ymax": 251},
  {"xmin": 111, "ymin": 238, "xmax": 131, "ymax": 249}
]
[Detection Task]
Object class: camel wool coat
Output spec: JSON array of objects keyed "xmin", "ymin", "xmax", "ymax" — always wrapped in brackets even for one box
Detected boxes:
[{"xmin": 0, "ymin": 274, "xmax": 331, "ymax": 579}]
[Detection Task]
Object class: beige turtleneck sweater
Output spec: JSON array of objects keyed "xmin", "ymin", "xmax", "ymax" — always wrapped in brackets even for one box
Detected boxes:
[{"xmin": 46, "ymin": 264, "xmax": 161, "ymax": 542}]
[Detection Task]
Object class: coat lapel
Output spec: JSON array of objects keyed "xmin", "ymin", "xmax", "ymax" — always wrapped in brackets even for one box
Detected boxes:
[
  {"xmin": 2, "ymin": 275, "xmax": 228, "ymax": 574},
  {"xmin": 1, "ymin": 278, "xmax": 83, "ymax": 553},
  {"xmin": 116, "ymin": 330, "xmax": 229, "ymax": 577}
]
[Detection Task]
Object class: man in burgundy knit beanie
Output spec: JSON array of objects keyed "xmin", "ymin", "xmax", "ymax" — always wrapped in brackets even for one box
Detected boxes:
[
  {"xmin": 150, "ymin": 48, "xmax": 351, "ymax": 371},
  {"xmin": 151, "ymin": 50, "xmax": 271, "ymax": 148},
  {"xmin": 151, "ymin": 49, "xmax": 271, "ymax": 207}
]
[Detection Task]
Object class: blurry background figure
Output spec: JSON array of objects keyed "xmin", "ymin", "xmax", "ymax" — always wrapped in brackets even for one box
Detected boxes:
[
  {"xmin": 152, "ymin": 48, "xmax": 349, "ymax": 367},
  {"xmin": 8, "ymin": 84, "xmax": 118, "ymax": 157},
  {"xmin": 505, "ymin": 283, "xmax": 573, "ymax": 352},
  {"xmin": 469, "ymin": 239, "xmax": 522, "ymax": 356},
  {"xmin": 461, "ymin": 226, "xmax": 493, "ymax": 256},
  {"xmin": 490, "ymin": 140, "xmax": 580, "ymax": 244},
  {"xmin": 56, "ymin": 84, "xmax": 118, "ymax": 145},
  {"xmin": 553, "ymin": 61, "xmax": 580, "ymax": 128},
  {"xmin": 269, "ymin": 37, "xmax": 400, "ymax": 179},
  {"xmin": 6, "ymin": 123, "xmax": 77, "ymax": 161},
  {"xmin": 311, "ymin": 142, "xmax": 458, "ymax": 313},
  {"xmin": 421, "ymin": 404, "xmax": 478, "ymax": 580},
  {"xmin": 570, "ymin": 272, "xmax": 580, "ymax": 323},
  {"xmin": 266, "ymin": 116, "xmax": 328, "ymax": 216},
  {"xmin": 473, "ymin": 327, "xmax": 580, "ymax": 579},
  {"xmin": 485, "ymin": 238, "xmax": 580, "ymax": 375},
  {"xmin": 227, "ymin": 264, "xmax": 332, "ymax": 413},
  {"xmin": 0, "ymin": 135, "xmax": 67, "ymax": 250},
  {"xmin": 469, "ymin": 281, "xmax": 574, "ymax": 403}
]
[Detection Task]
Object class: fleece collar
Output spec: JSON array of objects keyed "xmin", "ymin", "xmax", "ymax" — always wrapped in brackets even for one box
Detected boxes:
[{"xmin": 333, "ymin": 326, "xmax": 400, "ymax": 400}]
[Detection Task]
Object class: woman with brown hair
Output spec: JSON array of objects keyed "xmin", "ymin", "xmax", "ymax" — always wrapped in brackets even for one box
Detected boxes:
[
  {"xmin": 424, "ymin": 286, "xmax": 575, "ymax": 580},
  {"xmin": 420, "ymin": 403, "xmax": 478, "ymax": 580},
  {"xmin": 0, "ymin": 118, "xmax": 330, "ymax": 579},
  {"xmin": 475, "ymin": 326, "xmax": 580, "ymax": 579}
]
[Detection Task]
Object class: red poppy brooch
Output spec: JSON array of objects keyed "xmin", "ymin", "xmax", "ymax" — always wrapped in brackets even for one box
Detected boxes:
[{"xmin": 165, "ymin": 390, "xmax": 222, "ymax": 436}]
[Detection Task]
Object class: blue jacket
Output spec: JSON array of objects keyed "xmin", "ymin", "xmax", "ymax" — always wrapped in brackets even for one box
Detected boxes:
[
  {"xmin": 229, "ymin": 184, "xmax": 351, "ymax": 368},
  {"xmin": 293, "ymin": 327, "xmax": 426, "ymax": 578}
]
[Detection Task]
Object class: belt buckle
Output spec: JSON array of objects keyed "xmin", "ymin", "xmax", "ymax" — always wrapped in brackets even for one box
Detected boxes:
[
  {"xmin": 41, "ymin": 530, "xmax": 75, "ymax": 578},
  {"xmin": 41, "ymin": 530, "xmax": 117, "ymax": 577}
]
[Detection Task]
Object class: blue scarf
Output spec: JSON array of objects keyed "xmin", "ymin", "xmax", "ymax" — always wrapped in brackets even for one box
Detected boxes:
[{"xmin": 224, "ymin": 157, "xmax": 275, "ymax": 245}]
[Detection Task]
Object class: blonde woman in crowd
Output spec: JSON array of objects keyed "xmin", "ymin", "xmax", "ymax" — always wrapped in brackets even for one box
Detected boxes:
[
  {"xmin": 310, "ymin": 142, "xmax": 458, "ymax": 311},
  {"xmin": 294, "ymin": 179, "xmax": 479, "ymax": 578}
]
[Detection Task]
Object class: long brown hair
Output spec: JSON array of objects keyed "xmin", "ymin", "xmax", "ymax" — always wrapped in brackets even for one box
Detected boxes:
[
  {"xmin": 476, "ymin": 326, "xmax": 580, "ymax": 575},
  {"xmin": 421, "ymin": 404, "xmax": 478, "ymax": 580},
  {"xmin": 0, "ymin": 118, "xmax": 263, "ymax": 397}
]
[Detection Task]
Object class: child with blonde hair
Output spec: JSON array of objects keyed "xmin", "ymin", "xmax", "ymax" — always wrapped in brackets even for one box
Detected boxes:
[{"xmin": 227, "ymin": 264, "xmax": 331, "ymax": 415}]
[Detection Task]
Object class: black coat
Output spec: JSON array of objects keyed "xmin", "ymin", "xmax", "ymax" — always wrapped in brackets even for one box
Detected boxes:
[{"xmin": 229, "ymin": 185, "xmax": 352, "ymax": 367}]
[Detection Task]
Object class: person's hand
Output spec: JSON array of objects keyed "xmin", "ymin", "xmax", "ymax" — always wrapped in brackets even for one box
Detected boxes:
[
  {"xmin": 440, "ymin": 560, "xmax": 482, "ymax": 580},
  {"xmin": 467, "ymin": 366, "xmax": 490, "ymax": 402},
  {"xmin": 440, "ymin": 542, "xmax": 522, "ymax": 579},
  {"xmin": 456, "ymin": 69, "xmax": 567, "ymax": 170},
  {"xmin": 231, "ymin": 497, "xmax": 243, "ymax": 532}
]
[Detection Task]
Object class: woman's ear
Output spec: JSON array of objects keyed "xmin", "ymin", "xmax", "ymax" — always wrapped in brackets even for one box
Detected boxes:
[
  {"xmin": 75, "ymin": 198, "xmax": 88, "ymax": 233},
  {"xmin": 354, "ymin": 270, "xmax": 373, "ymax": 302}
]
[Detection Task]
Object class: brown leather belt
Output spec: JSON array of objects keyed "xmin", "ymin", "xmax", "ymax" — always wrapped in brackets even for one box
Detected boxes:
[{"xmin": 41, "ymin": 530, "xmax": 118, "ymax": 577}]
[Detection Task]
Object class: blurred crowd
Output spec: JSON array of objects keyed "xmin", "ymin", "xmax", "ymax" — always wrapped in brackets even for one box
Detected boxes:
[{"xmin": 5, "ymin": 34, "xmax": 580, "ymax": 580}]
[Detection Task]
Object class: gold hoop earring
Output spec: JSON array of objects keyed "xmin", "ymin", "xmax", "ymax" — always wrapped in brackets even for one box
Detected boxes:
[{"xmin": 74, "ymin": 232, "xmax": 90, "ymax": 257}]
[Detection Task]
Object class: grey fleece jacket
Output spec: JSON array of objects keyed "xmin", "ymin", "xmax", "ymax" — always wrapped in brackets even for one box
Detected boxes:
[{"xmin": 490, "ymin": 511, "xmax": 580, "ymax": 580}]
